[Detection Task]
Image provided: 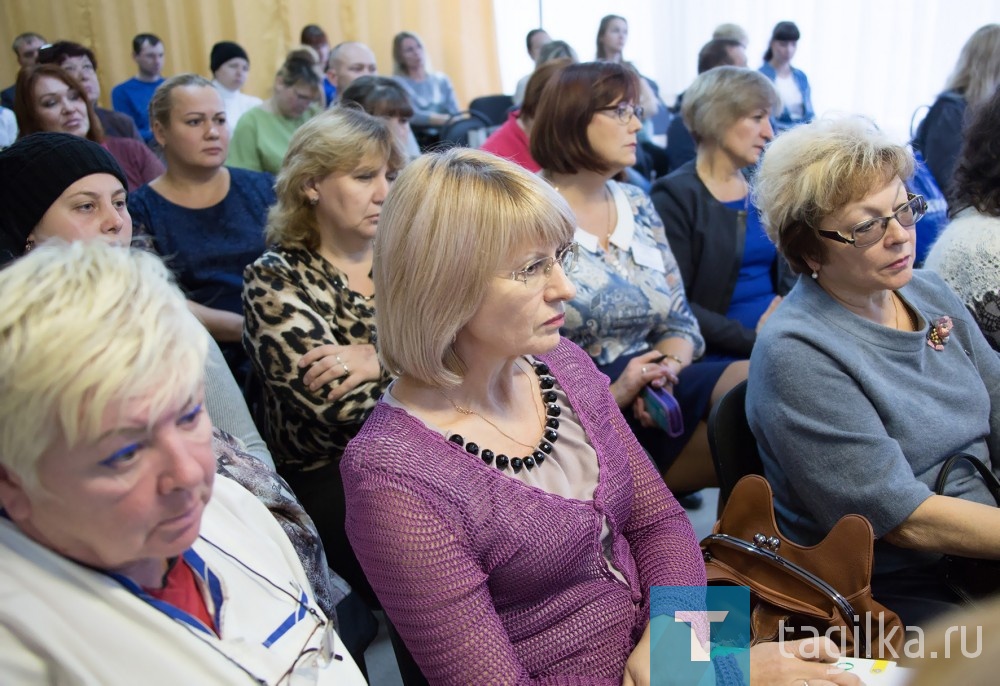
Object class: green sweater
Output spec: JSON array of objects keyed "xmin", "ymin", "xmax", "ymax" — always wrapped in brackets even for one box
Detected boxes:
[{"xmin": 227, "ymin": 104, "xmax": 318, "ymax": 174}]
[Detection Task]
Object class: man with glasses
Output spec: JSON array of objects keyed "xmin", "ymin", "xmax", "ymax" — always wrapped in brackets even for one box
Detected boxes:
[
  {"xmin": 112, "ymin": 33, "xmax": 166, "ymax": 145},
  {"xmin": 1, "ymin": 32, "xmax": 46, "ymax": 110},
  {"xmin": 37, "ymin": 41, "xmax": 142, "ymax": 140}
]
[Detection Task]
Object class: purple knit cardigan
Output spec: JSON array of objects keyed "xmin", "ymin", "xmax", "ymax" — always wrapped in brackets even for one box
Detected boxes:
[{"xmin": 341, "ymin": 338, "xmax": 705, "ymax": 684}]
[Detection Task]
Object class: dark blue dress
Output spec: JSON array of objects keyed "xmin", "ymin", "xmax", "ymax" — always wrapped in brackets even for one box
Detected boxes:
[{"xmin": 129, "ymin": 167, "xmax": 274, "ymax": 383}]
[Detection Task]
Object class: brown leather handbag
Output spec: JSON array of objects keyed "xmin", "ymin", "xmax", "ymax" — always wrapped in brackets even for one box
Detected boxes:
[{"xmin": 701, "ymin": 475, "xmax": 904, "ymax": 659}]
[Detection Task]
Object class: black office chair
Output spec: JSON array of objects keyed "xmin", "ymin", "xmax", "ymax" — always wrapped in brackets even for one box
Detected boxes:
[
  {"xmin": 469, "ymin": 94, "xmax": 515, "ymax": 127},
  {"xmin": 435, "ymin": 111, "xmax": 493, "ymax": 149},
  {"xmin": 706, "ymin": 380, "xmax": 763, "ymax": 509},
  {"xmin": 385, "ymin": 616, "xmax": 430, "ymax": 686}
]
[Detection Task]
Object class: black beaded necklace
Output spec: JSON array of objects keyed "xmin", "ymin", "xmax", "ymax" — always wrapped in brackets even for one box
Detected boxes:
[{"xmin": 446, "ymin": 360, "xmax": 560, "ymax": 474}]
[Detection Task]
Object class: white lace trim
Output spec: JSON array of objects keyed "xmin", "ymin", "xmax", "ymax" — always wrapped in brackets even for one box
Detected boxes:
[{"xmin": 924, "ymin": 210, "xmax": 1000, "ymax": 303}]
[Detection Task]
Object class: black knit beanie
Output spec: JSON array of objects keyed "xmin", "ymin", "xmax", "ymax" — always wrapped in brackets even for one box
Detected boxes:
[
  {"xmin": 0, "ymin": 132, "xmax": 128, "ymax": 264},
  {"xmin": 211, "ymin": 41, "xmax": 249, "ymax": 73}
]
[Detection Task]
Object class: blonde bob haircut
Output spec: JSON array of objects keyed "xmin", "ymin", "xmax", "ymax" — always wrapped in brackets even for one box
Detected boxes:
[
  {"xmin": 266, "ymin": 106, "xmax": 405, "ymax": 250},
  {"xmin": 0, "ymin": 241, "xmax": 207, "ymax": 486},
  {"xmin": 681, "ymin": 66, "xmax": 780, "ymax": 146},
  {"xmin": 753, "ymin": 116, "xmax": 914, "ymax": 275},
  {"xmin": 374, "ymin": 148, "xmax": 575, "ymax": 389}
]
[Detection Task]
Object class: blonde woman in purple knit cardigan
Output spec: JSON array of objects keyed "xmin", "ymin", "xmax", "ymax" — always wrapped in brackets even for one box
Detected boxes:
[{"xmin": 340, "ymin": 149, "xmax": 862, "ymax": 685}]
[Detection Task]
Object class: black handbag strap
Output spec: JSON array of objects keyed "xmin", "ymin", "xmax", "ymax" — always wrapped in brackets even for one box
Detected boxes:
[
  {"xmin": 702, "ymin": 533, "xmax": 869, "ymax": 658},
  {"xmin": 935, "ymin": 453, "xmax": 1000, "ymax": 504}
]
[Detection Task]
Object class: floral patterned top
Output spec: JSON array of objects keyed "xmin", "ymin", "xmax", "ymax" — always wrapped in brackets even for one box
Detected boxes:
[
  {"xmin": 562, "ymin": 180, "xmax": 704, "ymax": 365},
  {"xmin": 242, "ymin": 246, "xmax": 391, "ymax": 473}
]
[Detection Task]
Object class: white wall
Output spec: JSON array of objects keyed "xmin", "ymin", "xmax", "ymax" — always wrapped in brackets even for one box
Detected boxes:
[{"xmin": 494, "ymin": 0, "xmax": 997, "ymax": 142}]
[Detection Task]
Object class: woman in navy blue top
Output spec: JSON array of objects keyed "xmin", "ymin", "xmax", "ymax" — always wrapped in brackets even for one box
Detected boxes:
[
  {"xmin": 652, "ymin": 67, "xmax": 796, "ymax": 361},
  {"xmin": 129, "ymin": 74, "xmax": 273, "ymax": 385}
]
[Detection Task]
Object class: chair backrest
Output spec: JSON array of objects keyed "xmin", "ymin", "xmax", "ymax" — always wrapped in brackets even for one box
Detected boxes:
[
  {"xmin": 706, "ymin": 380, "xmax": 763, "ymax": 508},
  {"xmin": 385, "ymin": 616, "xmax": 429, "ymax": 686},
  {"xmin": 436, "ymin": 111, "xmax": 492, "ymax": 149},
  {"xmin": 469, "ymin": 94, "xmax": 514, "ymax": 127}
]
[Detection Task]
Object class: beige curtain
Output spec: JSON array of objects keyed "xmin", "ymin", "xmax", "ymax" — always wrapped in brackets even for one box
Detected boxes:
[{"xmin": 1, "ymin": 0, "xmax": 500, "ymax": 110}]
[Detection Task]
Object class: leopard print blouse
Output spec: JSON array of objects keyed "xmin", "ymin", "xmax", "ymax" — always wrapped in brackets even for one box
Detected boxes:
[{"xmin": 243, "ymin": 247, "xmax": 391, "ymax": 473}]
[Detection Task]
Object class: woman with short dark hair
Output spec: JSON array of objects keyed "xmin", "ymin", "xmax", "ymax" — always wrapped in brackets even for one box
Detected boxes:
[
  {"xmin": 338, "ymin": 75, "xmax": 418, "ymax": 158},
  {"xmin": 532, "ymin": 61, "xmax": 747, "ymax": 494},
  {"xmin": 758, "ymin": 20, "xmax": 814, "ymax": 132}
]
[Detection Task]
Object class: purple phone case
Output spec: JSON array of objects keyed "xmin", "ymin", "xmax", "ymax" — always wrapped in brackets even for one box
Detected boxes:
[{"xmin": 642, "ymin": 385, "xmax": 685, "ymax": 437}]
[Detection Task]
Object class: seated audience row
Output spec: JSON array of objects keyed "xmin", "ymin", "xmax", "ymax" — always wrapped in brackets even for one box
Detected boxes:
[{"xmin": 339, "ymin": 145, "xmax": 856, "ymax": 685}]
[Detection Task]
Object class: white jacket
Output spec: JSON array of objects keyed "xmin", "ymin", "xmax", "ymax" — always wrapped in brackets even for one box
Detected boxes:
[{"xmin": 0, "ymin": 477, "xmax": 367, "ymax": 685}]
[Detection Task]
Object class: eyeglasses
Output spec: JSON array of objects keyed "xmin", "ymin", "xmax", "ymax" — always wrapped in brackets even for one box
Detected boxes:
[
  {"xmin": 596, "ymin": 102, "xmax": 644, "ymax": 124},
  {"xmin": 817, "ymin": 193, "xmax": 927, "ymax": 248},
  {"xmin": 507, "ymin": 242, "xmax": 578, "ymax": 286}
]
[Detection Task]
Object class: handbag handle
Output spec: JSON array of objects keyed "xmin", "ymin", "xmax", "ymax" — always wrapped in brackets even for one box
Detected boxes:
[
  {"xmin": 935, "ymin": 453, "xmax": 1000, "ymax": 504},
  {"xmin": 703, "ymin": 533, "xmax": 869, "ymax": 658}
]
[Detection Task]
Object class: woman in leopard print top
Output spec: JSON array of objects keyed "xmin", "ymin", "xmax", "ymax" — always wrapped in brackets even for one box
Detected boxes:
[{"xmin": 243, "ymin": 107, "xmax": 405, "ymax": 605}]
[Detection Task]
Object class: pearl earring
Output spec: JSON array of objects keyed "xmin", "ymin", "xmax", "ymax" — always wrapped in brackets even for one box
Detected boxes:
[{"xmin": 811, "ymin": 270, "xmax": 818, "ymax": 279}]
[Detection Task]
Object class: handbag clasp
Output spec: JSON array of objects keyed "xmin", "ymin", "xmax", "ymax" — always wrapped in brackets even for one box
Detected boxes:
[{"xmin": 753, "ymin": 533, "xmax": 781, "ymax": 552}]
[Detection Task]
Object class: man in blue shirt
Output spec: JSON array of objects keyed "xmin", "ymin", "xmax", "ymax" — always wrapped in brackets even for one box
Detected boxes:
[{"xmin": 111, "ymin": 33, "xmax": 165, "ymax": 145}]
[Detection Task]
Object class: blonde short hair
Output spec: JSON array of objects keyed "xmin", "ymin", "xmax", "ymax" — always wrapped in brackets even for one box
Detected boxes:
[
  {"xmin": 0, "ymin": 241, "xmax": 207, "ymax": 485},
  {"xmin": 753, "ymin": 116, "xmax": 914, "ymax": 274},
  {"xmin": 374, "ymin": 149, "xmax": 575, "ymax": 388},
  {"xmin": 267, "ymin": 106, "xmax": 405, "ymax": 250},
  {"xmin": 682, "ymin": 66, "xmax": 780, "ymax": 145}
]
